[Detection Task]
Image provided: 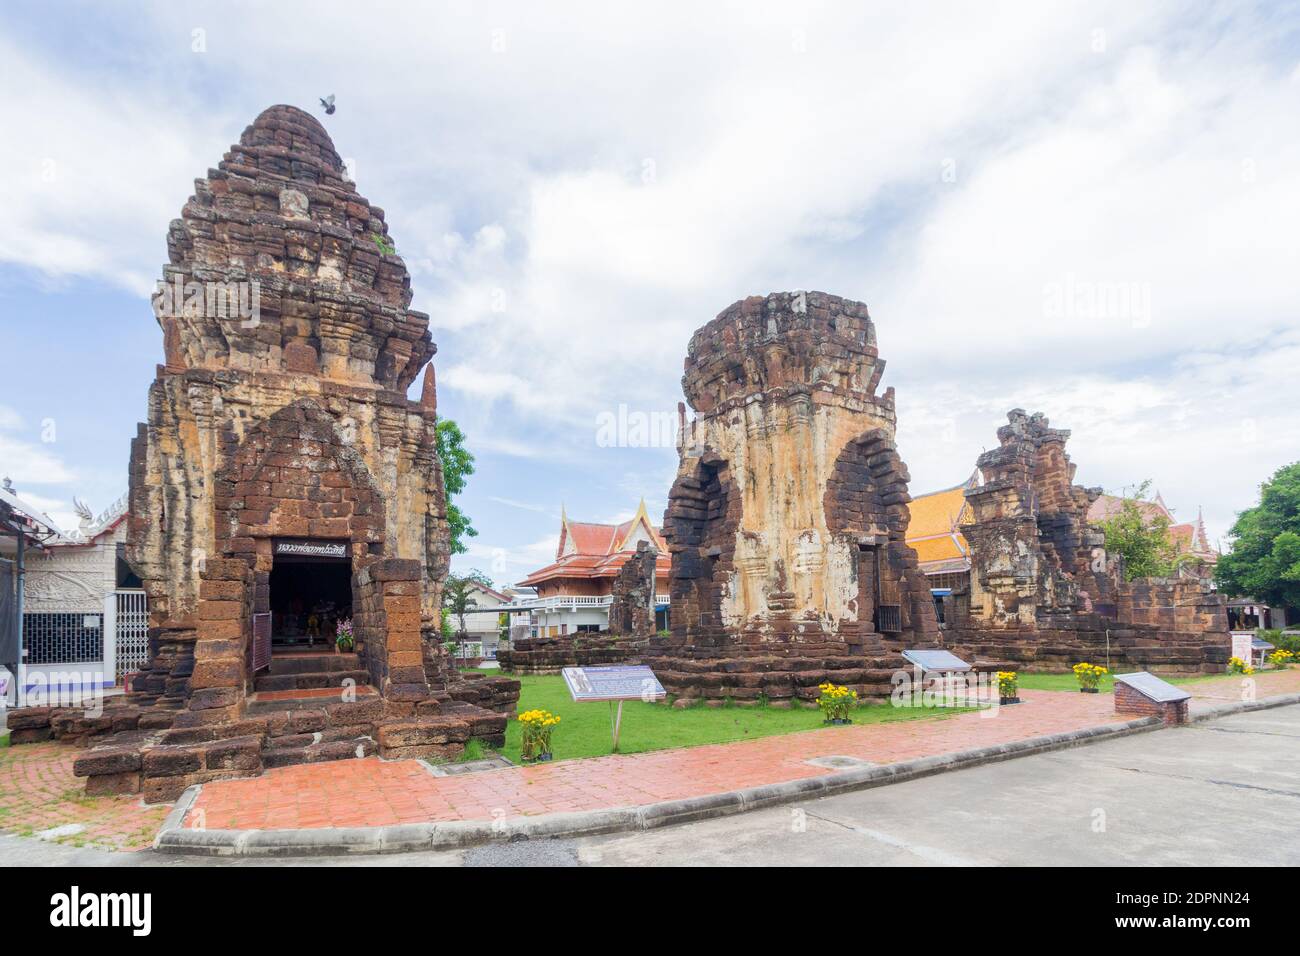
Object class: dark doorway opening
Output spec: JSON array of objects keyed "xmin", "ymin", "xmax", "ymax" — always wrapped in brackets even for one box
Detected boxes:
[{"xmin": 269, "ymin": 556, "xmax": 352, "ymax": 650}]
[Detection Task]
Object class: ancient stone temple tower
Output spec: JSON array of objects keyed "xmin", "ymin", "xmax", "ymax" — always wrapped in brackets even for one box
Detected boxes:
[
  {"xmin": 649, "ymin": 292, "xmax": 937, "ymax": 702},
  {"xmin": 127, "ymin": 104, "xmax": 447, "ymax": 718},
  {"xmin": 7, "ymin": 106, "xmax": 519, "ymax": 800}
]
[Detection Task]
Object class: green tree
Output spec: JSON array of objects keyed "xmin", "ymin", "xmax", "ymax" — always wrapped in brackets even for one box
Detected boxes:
[
  {"xmin": 1217, "ymin": 461, "xmax": 1300, "ymax": 611},
  {"xmin": 1097, "ymin": 480, "xmax": 1177, "ymax": 580},
  {"xmin": 435, "ymin": 418, "xmax": 477, "ymax": 554},
  {"xmin": 443, "ymin": 569, "xmax": 493, "ymax": 637}
]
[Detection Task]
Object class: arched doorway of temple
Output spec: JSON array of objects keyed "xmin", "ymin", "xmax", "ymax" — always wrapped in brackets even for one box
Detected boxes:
[
  {"xmin": 208, "ymin": 399, "xmax": 388, "ymax": 697},
  {"xmin": 267, "ymin": 538, "xmax": 353, "ymax": 650}
]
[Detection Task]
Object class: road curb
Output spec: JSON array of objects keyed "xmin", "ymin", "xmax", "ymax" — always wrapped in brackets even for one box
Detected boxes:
[
  {"xmin": 1188, "ymin": 690, "xmax": 1300, "ymax": 722},
  {"xmin": 152, "ymin": 714, "xmax": 1165, "ymax": 857}
]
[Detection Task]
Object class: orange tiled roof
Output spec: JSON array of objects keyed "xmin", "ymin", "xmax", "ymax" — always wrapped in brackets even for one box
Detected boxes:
[
  {"xmin": 905, "ymin": 476, "xmax": 976, "ymax": 572},
  {"xmin": 1087, "ymin": 494, "xmax": 1172, "ymax": 525},
  {"xmin": 520, "ymin": 500, "xmax": 670, "ymax": 588}
]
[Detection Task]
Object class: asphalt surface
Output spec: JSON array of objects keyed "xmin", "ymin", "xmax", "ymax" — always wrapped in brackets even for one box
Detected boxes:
[{"xmin": 2, "ymin": 705, "xmax": 1296, "ymax": 867}]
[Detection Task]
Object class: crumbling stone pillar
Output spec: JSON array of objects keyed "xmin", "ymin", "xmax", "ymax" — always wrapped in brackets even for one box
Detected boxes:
[
  {"xmin": 355, "ymin": 558, "xmax": 431, "ymax": 712},
  {"xmin": 608, "ymin": 541, "xmax": 659, "ymax": 637},
  {"xmin": 648, "ymin": 291, "xmax": 936, "ymax": 702},
  {"xmin": 186, "ymin": 558, "xmax": 252, "ymax": 723}
]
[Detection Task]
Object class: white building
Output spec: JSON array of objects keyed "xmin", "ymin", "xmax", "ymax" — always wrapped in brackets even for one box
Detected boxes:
[
  {"xmin": 0, "ymin": 480, "xmax": 147, "ymax": 702},
  {"xmin": 510, "ymin": 502, "xmax": 671, "ymax": 638}
]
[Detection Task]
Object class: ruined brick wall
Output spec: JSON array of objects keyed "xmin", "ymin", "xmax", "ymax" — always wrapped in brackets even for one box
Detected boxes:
[
  {"xmin": 125, "ymin": 105, "xmax": 450, "ymax": 709},
  {"xmin": 607, "ymin": 541, "xmax": 659, "ymax": 637},
  {"xmin": 950, "ymin": 409, "xmax": 1229, "ymax": 674},
  {"xmin": 662, "ymin": 291, "xmax": 935, "ymax": 649},
  {"xmin": 497, "ymin": 634, "xmax": 643, "ymax": 674},
  {"xmin": 1121, "ymin": 578, "xmax": 1228, "ymax": 634},
  {"xmin": 961, "ymin": 409, "xmax": 1111, "ymax": 628}
]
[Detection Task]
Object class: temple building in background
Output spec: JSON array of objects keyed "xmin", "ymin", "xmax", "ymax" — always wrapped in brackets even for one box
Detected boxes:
[
  {"xmin": 1085, "ymin": 492, "xmax": 1219, "ymax": 574},
  {"xmin": 514, "ymin": 500, "xmax": 670, "ymax": 637}
]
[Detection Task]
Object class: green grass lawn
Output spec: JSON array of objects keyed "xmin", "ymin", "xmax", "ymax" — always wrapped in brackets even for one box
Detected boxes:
[
  {"xmin": 491, "ymin": 673, "xmax": 971, "ymax": 764},
  {"xmin": 1015, "ymin": 670, "xmax": 1245, "ymax": 693}
]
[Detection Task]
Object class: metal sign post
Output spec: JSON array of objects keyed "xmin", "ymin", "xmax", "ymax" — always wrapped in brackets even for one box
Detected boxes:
[{"xmin": 611, "ymin": 699, "xmax": 625, "ymax": 752}]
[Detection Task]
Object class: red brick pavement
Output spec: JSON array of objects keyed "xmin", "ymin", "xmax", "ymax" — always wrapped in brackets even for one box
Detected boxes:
[
  {"xmin": 187, "ymin": 689, "xmax": 1122, "ymax": 830},
  {"xmin": 0, "ymin": 742, "xmax": 169, "ymax": 850},
  {"xmin": 4, "ymin": 669, "xmax": 1295, "ymax": 847},
  {"xmin": 1185, "ymin": 668, "xmax": 1300, "ymax": 710}
]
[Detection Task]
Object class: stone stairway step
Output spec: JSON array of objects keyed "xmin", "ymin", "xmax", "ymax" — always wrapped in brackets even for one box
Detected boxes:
[
  {"xmin": 267, "ymin": 652, "xmax": 362, "ymax": 676},
  {"xmin": 261, "ymin": 736, "xmax": 377, "ymax": 769},
  {"xmin": 246, "ymin": 686, "xmax": 379, "ymax": 714},
  {"xmin": 253, "ymin": 669, "xmax": 370, "ymax": 692}
]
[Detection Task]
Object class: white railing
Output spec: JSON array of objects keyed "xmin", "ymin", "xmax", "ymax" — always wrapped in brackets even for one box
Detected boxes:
[
  {"xmin": 501, "ymin": 594, "xmax": 672, "ymax": 613},
  {"xmin": 504, "ymin": 595, "xmax": 613, "ymax": 612}
]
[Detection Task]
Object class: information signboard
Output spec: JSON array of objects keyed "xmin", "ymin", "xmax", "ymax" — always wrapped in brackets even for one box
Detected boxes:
[
  {"xmin": 562, "ymin": 665, "xmax": 666, "ymax": 703},
  {"xmin": 560, "ymin": 665, "xmax": 666, "ymax": 752}
]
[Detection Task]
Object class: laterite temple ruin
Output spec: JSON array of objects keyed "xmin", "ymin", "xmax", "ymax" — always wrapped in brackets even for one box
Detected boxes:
[
  {"xmin": 7, "ymin": 105, "xmax": 517, "ymax": 800},
  {"xmin": 7, "ymin": 110, "xmax": 1231, "ymax": 803},
  {"xmin": 646, "ymin": 292, "xmax": 938, "ymax": 701},
  {"xmin": 940, "ymin": 409, "xmax": 1230, "ymax": 672}
]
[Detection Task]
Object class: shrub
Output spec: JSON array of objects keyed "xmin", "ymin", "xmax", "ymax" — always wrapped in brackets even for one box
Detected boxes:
[
  {"xmin": 1266, "ymin": 649, "xmax": 1293, "ymax": 669},
  {"xmin": 1227, "ymin": 656, "xmax": 1255, "ymax": 676},
  {"xmin": 816, "ymin": 682, "xmax": 857, "ymax": 722},
  {"xmin": 996, "ymin": 671, "xmax": 1019, "ymax": 699},
  {"xmin": 1262, "ymin": 629, "xmax": 1300, "ymax": 655},
  {"xmin": 1073, "ymin": 662, "xmax": 1108, "ymax": 690}
]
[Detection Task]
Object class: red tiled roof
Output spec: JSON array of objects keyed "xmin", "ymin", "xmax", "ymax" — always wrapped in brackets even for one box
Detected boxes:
[{"xmin": 521, "ymin": 502, "xmax": 669, "ymax": 587}]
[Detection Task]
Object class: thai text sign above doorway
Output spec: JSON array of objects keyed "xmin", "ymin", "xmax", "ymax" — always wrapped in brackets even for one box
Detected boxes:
[{"xmin": 273, "ymin": 538, "xmax": 348, "ymax": 560}]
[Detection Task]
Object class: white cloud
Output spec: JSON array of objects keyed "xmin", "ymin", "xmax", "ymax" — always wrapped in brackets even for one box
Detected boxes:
[
  {"xmin": 3, "ymin": 1, "xmax": 1298, "ymax": 568},
  {"xmin": 0, "ymin": 405, "xmax": 76, "ymax": 486}
]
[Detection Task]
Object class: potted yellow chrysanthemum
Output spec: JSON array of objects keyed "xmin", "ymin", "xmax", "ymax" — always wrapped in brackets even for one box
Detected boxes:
[
  {"xmin": 997, "ymin": 671, "xmax": 1020, "ymax": 705},
  {"xmin": 1227, "ymin": 656, "xmax": 1254, "ymax": 676},
  {"xmin": 519, "ymin": 708, "xmax": 561, "ymax": 762},
  {"xmin": 816, "ymin": 682, "xmax": 857, "ymax": 725},
  {"xmin": 1073, "ymin": 662, "xmax": 1107, "ymax": 693}
]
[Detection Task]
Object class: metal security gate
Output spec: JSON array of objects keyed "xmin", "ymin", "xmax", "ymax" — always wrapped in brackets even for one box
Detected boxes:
[
  {"xmin": 114, "ymin": 589, "xmax": 149, "ymax": 681},
  {"xmin": 251, "ymin": 612, "xmax": 272, "ymax": 673}
]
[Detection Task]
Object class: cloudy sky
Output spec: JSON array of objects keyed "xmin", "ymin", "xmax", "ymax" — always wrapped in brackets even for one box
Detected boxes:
[{"xmin": 1, "ymin": 1, "xmax": 1297, "ymax": 585}]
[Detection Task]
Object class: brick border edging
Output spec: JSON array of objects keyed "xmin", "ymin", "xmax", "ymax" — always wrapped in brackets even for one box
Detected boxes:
[{"xmin": 153, "ymin": 715, "xmax": 1167, "ymax": 856}]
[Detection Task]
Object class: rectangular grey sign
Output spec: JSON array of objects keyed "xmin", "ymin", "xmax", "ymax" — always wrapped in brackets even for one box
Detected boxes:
[{"xmin": 562, "ymin": 665, "xmax": 666, "ymax": 702}]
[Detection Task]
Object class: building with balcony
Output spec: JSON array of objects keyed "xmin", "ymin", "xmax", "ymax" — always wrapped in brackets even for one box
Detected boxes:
[{"xmin": 513, "ymin": 500, "xmax": 670, "ymax": 637}]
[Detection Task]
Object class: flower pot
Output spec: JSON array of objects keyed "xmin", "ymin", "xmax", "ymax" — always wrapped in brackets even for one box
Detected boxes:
[
  {"xmin": 824, "ymin": 717, "xmax": 852, "ymax": 726},
  {"xmin": 536, "ymin": 752, "xmax": 553, "ymax": 762},
  {"xmin": 1080, "ymin": 687, "xmax": 1099, "ymax": 694},
  {"xmin": 1000, "ymin": 696, "xmax": 1021, "ymax": 705}
]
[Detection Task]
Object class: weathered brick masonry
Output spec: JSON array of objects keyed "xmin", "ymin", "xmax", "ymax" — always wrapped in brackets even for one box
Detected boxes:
[
  {"xmin": 942, "ymin": 410, "xmax": 1230, "ymax": 674},
  {"xmin": 1114, "ymin": 680, "xmax": 1189, "ymax": 725},
  {"xmin": 8, "ymin": 106, "xmax": 517, "ymax": 798},
  {"xmin": 647, "ymin": 292, "xmax": 937, "ymax": 702}
]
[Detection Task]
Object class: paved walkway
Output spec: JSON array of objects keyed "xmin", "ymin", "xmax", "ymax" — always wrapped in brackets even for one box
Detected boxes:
[
  {"xmin": 187, "ymin": 689, "xmax": 1119, "ymax": 830},
  {"xmin": 0, "ymin": 741, "xmax": 169, "ymax": 851},
  {"xmin": 3, "ymin": 668, "xmax": 1296, "ymax": 848},
  {"xmin": 1184, "ymin": 667, "xmax": 1300, "ymax": 709}
]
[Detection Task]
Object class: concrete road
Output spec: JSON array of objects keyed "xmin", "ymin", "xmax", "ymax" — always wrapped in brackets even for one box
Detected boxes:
[{"xmin": 3, "ymin": 705, "xmax": 1297, "ymax": 867}]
